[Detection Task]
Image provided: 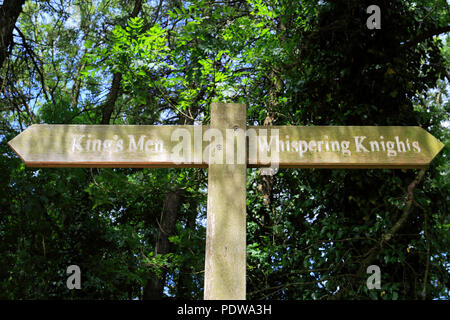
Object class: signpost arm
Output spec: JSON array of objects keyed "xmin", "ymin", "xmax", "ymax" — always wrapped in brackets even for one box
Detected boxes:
[{"xmin": 204, "ymin": 102, "xmax": 247, "ymax": 300}]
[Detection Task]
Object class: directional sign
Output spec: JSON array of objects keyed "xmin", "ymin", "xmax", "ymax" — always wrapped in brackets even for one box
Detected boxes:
[
  {"xmin": 8, "ymin": 124, "xmax": 204, "ymax": 168},
  {"xmin": 5, "ymin": 104, "xmax": 447, "ymax": 301},
  {"xmin": 8, "ymin": 124, "xmax": 444, "ymax": 169},
  {"xmin": 249, "ymin": 126, "xmax": 445, "ymax": 169}
]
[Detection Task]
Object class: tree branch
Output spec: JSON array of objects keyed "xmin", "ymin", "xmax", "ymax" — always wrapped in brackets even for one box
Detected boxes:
[
  {"xmin": 15, "ymin": 26, "xmax": 50, "ymax": 104},
  {"xmin": 100, "ymin": 0, "xmax": 143, "ymax": 124},
  {"xmin": 402, "ymin": 25, "xmax": 450, "ymax": 49},
  {"xmin": 334, "ymin": 169, "xmax": 427, "ymax": 299},
  {"xmin": 361, "ymin": 170, "xmax": 426, "ymax": 269}
]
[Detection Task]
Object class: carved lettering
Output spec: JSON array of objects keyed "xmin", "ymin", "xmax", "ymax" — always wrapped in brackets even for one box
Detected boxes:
[{"xmin": 68, "ymin": 132, "xmax": 423, "ymax": 163}]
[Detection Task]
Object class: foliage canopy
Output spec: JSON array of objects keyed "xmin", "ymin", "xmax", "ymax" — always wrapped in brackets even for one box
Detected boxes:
[{"xmin": 0, "ymin": 0, "xmax": 449, "ymax": 299}]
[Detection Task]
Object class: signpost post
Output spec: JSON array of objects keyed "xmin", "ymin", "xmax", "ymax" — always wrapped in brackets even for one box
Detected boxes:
[{"xmin": 8, "ymin": 103, "xmax": 445, "ymax": 300}]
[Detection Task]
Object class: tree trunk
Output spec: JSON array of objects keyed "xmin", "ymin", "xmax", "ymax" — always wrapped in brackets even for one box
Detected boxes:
[
  {"xmin": 100, "ymin": 72, "xmax": 122, "ymax": 124},
  {"xmin": 176, "ymin": 206, "xmax": 197, "ymax": 299},
  {"xmin": 257, "ymin": 112, "xmax": 276, "ymax": 225},
  {"xmin": 0, "ymin": 0, "xmax": 26, "ymax": 69},
  {"xmin": 143, "ymin": 189, "xmax": 181, "ymax": 300},
  {"xmin": 99, "ymin": 0, "xmax": 142, "ymax": 124}
]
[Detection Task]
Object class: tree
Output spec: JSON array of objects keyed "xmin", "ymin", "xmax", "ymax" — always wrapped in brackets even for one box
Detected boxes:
[
  {"xmin": 0, "ymin": 0, "xmax": 448, "ymax": 300},
  {"xmin": 0, "ymin": 0, "xmax": 26, "ymax": 70}
]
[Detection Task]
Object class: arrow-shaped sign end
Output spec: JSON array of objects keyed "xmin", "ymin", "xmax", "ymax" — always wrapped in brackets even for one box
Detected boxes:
[
  {"xmin": 419, "ymin": 127, "xmax": 446, "ymax": 160},
  {"xmin": 7, "ymin": 125, "xmax": 42, "ymax": 166},
  {"xmin": 8, "ymin": 135, "xmax": 28, "ymax": 165}
]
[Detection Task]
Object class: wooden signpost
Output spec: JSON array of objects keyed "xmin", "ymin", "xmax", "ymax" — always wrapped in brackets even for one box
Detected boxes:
[{"xmin": 8, "ymin": 103, "xmax": 445, "ymax": 300}]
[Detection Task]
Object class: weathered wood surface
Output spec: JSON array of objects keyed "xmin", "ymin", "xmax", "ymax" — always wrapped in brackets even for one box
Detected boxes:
[
  {"xmin": 248, "ymin": 126, "xmax": 445, "ymax": 169},
  {"xmin": 7, "ymin": 124, "xmax": 205, "ymax": 168},
  {"xmin": 204, "ymin": 102, "xmax": 247, "ymax": 300},
  {"xmin": 8, "ymin": 124, "xmax": 444, "ymax": 168}
]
